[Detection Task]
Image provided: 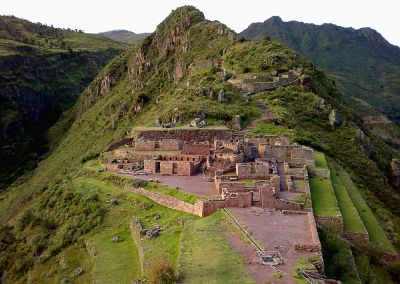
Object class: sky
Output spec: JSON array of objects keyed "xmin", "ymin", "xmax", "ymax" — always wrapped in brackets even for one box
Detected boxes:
[{"xmin": 2, "ymin": 0, "xmax": 400, "ymax": 46}]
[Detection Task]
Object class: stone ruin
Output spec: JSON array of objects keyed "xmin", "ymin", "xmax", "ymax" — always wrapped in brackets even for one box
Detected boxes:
[{"xmin": 104, "ymin": 128, "xmax": 314, "ymax": 212}]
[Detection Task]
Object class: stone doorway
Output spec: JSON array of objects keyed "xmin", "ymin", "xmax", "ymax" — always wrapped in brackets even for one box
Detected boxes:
[
  {"xmin": 155, "ymin": 162, "xmax": 161, "ymax": 173},
  {"xmin": 172, "ymin": 162, "xmax": 178, "ymax": 174}
]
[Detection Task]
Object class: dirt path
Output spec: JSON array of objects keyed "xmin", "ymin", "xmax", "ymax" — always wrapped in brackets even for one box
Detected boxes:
[{"xmin": 242, "ymin": 100, "xmax": 277, "ymax": 133}]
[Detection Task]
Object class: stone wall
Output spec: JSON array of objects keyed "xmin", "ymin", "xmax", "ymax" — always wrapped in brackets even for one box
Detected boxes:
[
  {"xmin": 217, "ymin": 181, "xmax": 246, "ymax": 194},
  {"xmin": 143, "ymin": 160, "xmax": 198, "ymax": 176},
  {"xmin": 135, "ymin": 139, "xmax": 156, "ymax": 151},
  {"xmin": 125, "ymin": 186, "xmax": 204, "ymax": 216},
  {"xmin": 133, "ymin": 129, "xmax": 232, "ymax": 142},
  {"xmin": 159, "ymin": 139, "xmax": 182, "ymax": 151},
  {"xmin": 236, "ymin": 162, "xmax": 270, "ymax": 178},
  {"xmin": 105, "ymin": 138, "xmax": 134, "ymax": 152},
  {"xmin": 182, "ymin": 143, "xmax": 210, "ymax": 155},
  {"xmin": 341, "ymin": 231, "xmax": 369, "ymax": 246},
  {"xmin": 309, "ymin": 168, "xmax": 331, "ymax": 179},
  {"xmin": 293, "ymin": 212, "xmax": 322, "ymax": 252},
  {"xmin": 129, "ymin": 218, "xmax": 145, "ymax": 273},
  {"xmin": 314, "ymin": 215, "xmax": 344, "ymax": 232}
]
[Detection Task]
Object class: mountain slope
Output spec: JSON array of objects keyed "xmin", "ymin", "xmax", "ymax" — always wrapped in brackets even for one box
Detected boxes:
[
  {"xmin": 0, "ymin": 16, "xmax": 128, "ymax": 189},
  {"xmin": 241, "ymin": 17, "xmax": 400, "ymax": 145},
  {"xmin": 99, "ymin": 30, "xmax": 150, "ymax": 44},
  {"xmin": 0, "ymin": 7, "xmax": 399, "ymax": 283}
]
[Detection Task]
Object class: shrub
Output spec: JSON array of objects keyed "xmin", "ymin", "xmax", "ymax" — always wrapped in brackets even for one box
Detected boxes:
[
  {"xmin": 147, "ymin": 256, "xmax": 176, "ymax": 284},
  {"xmin": 242, "ymin": 66, "xmax": 251, "ymax": 73},
  {"xmin": 133, "ymin": 179, "xmax": 148, "ymax": 188},
  {"xmin": 81, "ymin": 152, "xmax": 100, "ymax": 163}
]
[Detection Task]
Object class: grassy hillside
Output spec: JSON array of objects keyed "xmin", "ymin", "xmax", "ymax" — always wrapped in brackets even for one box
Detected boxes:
[
  {"xmin": 1, "ymin": 6, "xmax": 399, "ymax": 283},
  {"xmin": 241, "ymin": 17, "xmax": 400, "ymax": 147},
  {"xmin": 99, "ymin": 30, "xmax": 150, "ymax": 44},
  {"xmin": 0, "ymin": 15, "xmax": 128, "ymax": 189}
]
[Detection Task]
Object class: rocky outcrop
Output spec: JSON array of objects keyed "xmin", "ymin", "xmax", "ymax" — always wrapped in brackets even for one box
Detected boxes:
[
  {"xmin": 391, "ymin": 159, "xmax": 400, "ymax": 187},
  {"xmin": 329, "ymin": 109, "xmax": 342, "ymax": 127}
]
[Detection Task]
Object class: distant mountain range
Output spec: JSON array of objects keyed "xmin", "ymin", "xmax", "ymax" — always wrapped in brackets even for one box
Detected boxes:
[
  {"xmin": 0, "ymin": 16, "xmax": 127, "ymax": 188},
  {"xmin": 241, "ymin": 17, "xmax": 400, "ymax": 145},
  {"xmin": 99, "ymin": 29, "xmax": 150, "ymax": 44}
]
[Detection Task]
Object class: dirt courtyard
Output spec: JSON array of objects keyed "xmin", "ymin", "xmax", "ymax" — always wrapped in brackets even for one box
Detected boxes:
[
  {"xmin": 228, "ymin": 207, "xmax": 320, "ymax": 283},
  {"xmin": 133, "ymin": 174, "xmax": 219, "ymax": 198}
]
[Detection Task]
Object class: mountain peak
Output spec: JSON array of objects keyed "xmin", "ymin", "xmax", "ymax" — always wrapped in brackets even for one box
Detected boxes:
[
  {"xmin": 266, "ymin": 16, "xmax": 283, "ymax": 24},
  {"xmin": 357, "ymin": 27, "xmax": 391, "ymax": 48},
  {"xmin": 155, "ymin": 6, "xmax": 205, "ymax": 34}
]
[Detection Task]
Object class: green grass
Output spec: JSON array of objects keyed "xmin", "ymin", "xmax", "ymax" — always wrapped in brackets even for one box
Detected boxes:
[
  {"xmin": 292, "ymin": 256, "xmax": 322, "ymax": 284},
  {"xmin": 293, "ymin": 179, "xmax": 305, "ymax": 190},
  {"xmin": 71, "ymin": 178, "xmax": 141, "ymax": 283},
  {"xmin": 72, "ymin": 177, "xmax": 196, "ymax": 281},
  {"xmin": 318, "ymin": 229, "xmax": 362, "ymax": 284},
  {"xmin": 328, "ymin": 159, "xmax": 366, "ymax": 233},
  {"xmin": 247, "ymin": 122, "xmax": 291, "ymax": 136},
  {"xmin": 82, "ymin": 165, "xmax": 199, "ymax": 205},
  {"xmin": 309, "ymin": 177, "xmax": 341, "ymax": 217},
  {"xmin": 27, "ymin": 244, "xmax": 93, "ymax": 283},
  {"xmin": 314, "ymin": 152, "xmax": 329, "ymax": 169},
  {"xmin": 327, "ymin": 161, "xmax": 396, "ymax": 253},
  {"xmin": 242, "ymin": 179, "xmax": 254, "ymax": 186},
  {"xmin": 180, "ymin": 211, "xmax": 254, "ymax": 284},
  {"xmin": 145, "ymin": 182, "xmax": 198, "ymax": 204}
]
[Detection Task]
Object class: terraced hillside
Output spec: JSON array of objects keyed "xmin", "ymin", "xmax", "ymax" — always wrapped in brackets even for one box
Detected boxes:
[
  {"xmin": 0, "ymin": 15, "xmax": 128, "ymax": 189},
  {"xmin": 1, "ymin": 6, "xmax": 399, "ymax": 283},
  {"xmin": 241, "ymin": 17, "xmax": 400, "ymax": 147}
]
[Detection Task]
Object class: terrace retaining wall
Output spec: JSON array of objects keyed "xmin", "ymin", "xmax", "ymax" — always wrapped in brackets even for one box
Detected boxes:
[{"xmin": 133, "ymin": 129, "xmax": 232, "ymax": 142}]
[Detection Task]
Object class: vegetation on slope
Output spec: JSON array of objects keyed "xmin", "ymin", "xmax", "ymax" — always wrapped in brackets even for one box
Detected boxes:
[
  {"xmin": 180, "ymin": 211, "xmax": 254, "ymax": 284},
  {"xmin": 0, "ymin": 15, "xmax": 128, "ymax": 189},
  {"xmin": 1, "ymin": 6, "xmax": 399, "ymax": 283},
  {"xmin": 99, "ymin": 30, "xmax": 150, "ymax": 45},
  {"xmin": 241, "ymin": 17, "xmax": 400, "ymax": 132}
]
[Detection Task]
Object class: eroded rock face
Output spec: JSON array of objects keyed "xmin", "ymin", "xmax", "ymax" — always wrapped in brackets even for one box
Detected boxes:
[
  {"xmin": 391, "ymin": 159, "xmax": 400, "ymax": 187},
  {"xmin": 155, "ymin": 117, "xmax": 162, "ymax": 127},
  {"xmin": 232, "ymin": 115, "xmax": 241, "ymax": 130},
  {"xmin": 190, "ymin": 117, "xmax": 206, "ymax": 128},
  {"xmin": 133, "ymin": 99, "xmax": 144, "ymax": 113},
  {"xmin": 100, "ymin": 75, "xmax": 111, "ymax": 95},
  {"xmin": 218, "ymin": 89, "xmax": 227, "ymax": 102},
  {"xmin": 329, "ymin": 109, "xmax": 342, "ymax": 127}
]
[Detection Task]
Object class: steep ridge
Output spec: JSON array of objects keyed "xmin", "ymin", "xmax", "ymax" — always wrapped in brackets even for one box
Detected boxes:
[
  {"xmin": 241, "ymin": 17, "xmax": 400, "ymax": 146},
  {"xmin": 1, "ymin": 6, "xmax": 399, "ymax": 283},
  {"xmin": 0, "ymin": 16, "xmax": 128, "ymax": 189}
]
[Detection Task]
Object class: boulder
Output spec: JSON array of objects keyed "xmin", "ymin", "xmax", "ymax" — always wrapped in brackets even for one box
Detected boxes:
[
  {"xmin": 145, "ymin": 229, "xmax": 160, "ymax": 239},
  {"xmin": 190, "ymin": 117, "xmax": 206, "ymax": 128},
  {"xmin": 73, "ymin": 267, "xmax": 83, "ymax": 277},
  {"xmin": 112, "ymin": 235, "xmax": 122, "ymax": 242},
  {"xmin": 218, "ymin": 89, "xmax": 227, "ymax": 102},
  {"xmin": 232, "ymin": 115, "xmax": 241, "ymax": 130},
  {"xmin": 176, "ymin": 218, "xmax": 185, "ymax": 227},
  {"xmin": 110, "ymin": 198, "xmax": 119, "ymax": 205},
  {"xmin": 391, "ymin": 159, "xmax": 400, "ymax": 187},
  {"xmin": 154, "ymin": 213, "xmax": 161, "ymax": 220},
  {"xmin": 222, "ymin": 70, "xmax": 233, "ymax": 81},
  {"xmin": 162, "ymin": 122, "xmax": 173, "ymax": 128},
  {"xmin": 155, "ymin": 117, "xmax": 162, "ymax": 127},
  {"xmin": 329, "ymin": 109, "xmax": 342, "ymax": 127}
]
